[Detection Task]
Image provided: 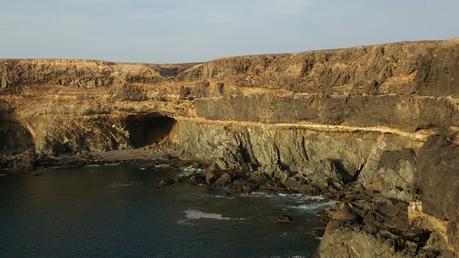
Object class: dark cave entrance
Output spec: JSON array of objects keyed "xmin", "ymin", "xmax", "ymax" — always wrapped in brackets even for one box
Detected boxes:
[{"xmin": 125, "ymin": 114, "xmax": 177, "ymax": 148}]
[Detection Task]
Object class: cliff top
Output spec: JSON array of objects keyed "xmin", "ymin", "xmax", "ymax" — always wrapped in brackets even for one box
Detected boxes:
[{"xmin": 1, "ymin": 38, "xmax": 458, "ymax": 97}]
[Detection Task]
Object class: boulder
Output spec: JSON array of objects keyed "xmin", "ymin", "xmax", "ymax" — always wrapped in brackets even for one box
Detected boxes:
[
  {"xmin": 204, "ymin": 169, "xmax": 217, "ymax": 185},
  {"xmin": 158, "ymin": 177, "xmax": 175, "ymax": 187},
  {"xmin": 214, "ymin": 173, "xmax": 232, "ymax": 186}
]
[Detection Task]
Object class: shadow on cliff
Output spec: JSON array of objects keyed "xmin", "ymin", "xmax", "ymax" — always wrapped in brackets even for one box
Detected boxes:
[
  {"xmin": 0, "ymin": 100, "xmax": 33, "ymax": 153},
  {"xmin": 0, "ymin": 100, "xmax": 35, "ymax": 168}
]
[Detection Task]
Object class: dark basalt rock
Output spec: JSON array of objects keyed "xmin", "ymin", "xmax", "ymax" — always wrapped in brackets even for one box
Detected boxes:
[
  {"xmin": 158, "ymin": 177, "xmax": 175, "ymax": 187},
  {"xmin": 213, "ymin": 173, "xmax": 233, "ymax": 186},
  {"xmin": 320, "ymin": 195, "xmax": 453, "ymax": 258},
  {"xmin": 276, "ymin": 213, "xmax": 294, "ymax": 224},
  {"xmin": 415, "ymin": 129, "xmax": 459, "ymax": 222},
  {"xmin": 414, "ymin": 129, "xmax": 459, "ymax": 255}
]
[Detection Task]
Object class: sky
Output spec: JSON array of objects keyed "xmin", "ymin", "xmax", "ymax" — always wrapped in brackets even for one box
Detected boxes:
[{"xmin": 0, "ymin": 0, "xmax": 458, "ymax": 64}]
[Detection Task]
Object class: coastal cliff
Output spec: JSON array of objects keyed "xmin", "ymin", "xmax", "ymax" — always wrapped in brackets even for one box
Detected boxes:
[{"xmin": 1, "ymin": 38, "xmax": 458, "ymax": 257}]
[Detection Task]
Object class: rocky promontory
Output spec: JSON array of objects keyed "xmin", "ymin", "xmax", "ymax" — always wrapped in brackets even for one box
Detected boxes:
[{"xmin": 1, "ymin": 38, "xmax": 458, "ymax": 257}]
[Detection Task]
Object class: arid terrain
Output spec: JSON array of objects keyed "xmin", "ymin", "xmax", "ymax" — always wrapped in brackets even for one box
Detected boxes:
[{"xmin": 1, "ymin": 38, "xmax": 458, "ymax": 257}]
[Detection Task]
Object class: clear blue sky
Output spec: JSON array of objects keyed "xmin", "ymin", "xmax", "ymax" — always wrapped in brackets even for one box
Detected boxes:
[{"xmin": 1, "ymin": 0, "xmax": 458, "ymax": 63}]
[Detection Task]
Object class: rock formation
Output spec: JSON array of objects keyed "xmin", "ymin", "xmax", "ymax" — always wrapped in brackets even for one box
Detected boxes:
[{"xmin": 1, "ymin": 38, "xmax": 458, "ymax": 257}]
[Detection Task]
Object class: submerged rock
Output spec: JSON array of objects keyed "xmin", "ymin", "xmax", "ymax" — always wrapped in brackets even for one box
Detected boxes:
[
  {"xmin": 276, "ymin": 213, "xmax": 294, "ymax": 224},
  {"xmin": 158, "ymin": 178, "xmax": 175, "ymax": 187}
]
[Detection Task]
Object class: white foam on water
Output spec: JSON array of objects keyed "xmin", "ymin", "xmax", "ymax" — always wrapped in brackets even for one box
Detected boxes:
[
  {"xmin": 241, "ymin": 192, "xmax": 276, "ymax": 198},
  {"xmin": 183, "ymin": 165, "xmax": 203, "ymax": 173},
  {"xmin": 107, "ymin": 181, "xmax": 143, "ymax": 189},
  {"xmin": 85, "ymin": 164, "xmax": 101, "ymax": 167},
  {"xmin": 104, "ymin": 163, "xmax": 120, "ymax": 166},
  {"xmin": 277, "ymin": 193, "xmax": 325, "ymax": 202},
  {"xmin": 183, "ymin": 209, "xmax": 245, "ymax": 221},
  {"xmin": 242, "ymin": 192, "xmax": 324, "ymax": 202},
  {"xmin": 304, "ymin": 196, "xmax": 325, "ymax": 201},
  {"xmin": 286, "ymin": 200, "xmax": 336, "ymax": 212},
  {"xmin": 213, "ymin": 195, "xmax": 235, "ymax": 200},
  {"xmin": 154, "ymin": 164, "xmax": 170, "ymax": 168},
  {"xmin": 177, "ymin": 165, "xmax": 203, "ymax": 178}
]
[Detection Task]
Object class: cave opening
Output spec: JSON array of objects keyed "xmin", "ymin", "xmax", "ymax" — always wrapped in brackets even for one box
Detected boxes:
[{"xmin": 125, "ymin": 114, "xmax": 177, "ymax": 148}]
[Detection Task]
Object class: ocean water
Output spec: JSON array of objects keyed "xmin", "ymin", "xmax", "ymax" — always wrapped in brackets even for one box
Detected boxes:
[{"xmin": 0, "ymin": 165, "xmax": 331, "ymax": 258}]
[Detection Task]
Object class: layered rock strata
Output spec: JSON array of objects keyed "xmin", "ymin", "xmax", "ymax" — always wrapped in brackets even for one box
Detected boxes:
[{"xmin": 1, "ymin": 38, "xmax": 458, "ymax": 257}]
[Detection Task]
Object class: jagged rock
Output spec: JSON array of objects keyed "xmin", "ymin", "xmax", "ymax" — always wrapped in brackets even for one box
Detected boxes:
[
  {"xmin": 230, "ymin": 180, "xmax": 252, "ymax": 193},
  {"xmin": 204, "ymin": 169, "xmax": 217, "ymax": 185},
  {"xmin": 358, "ymin": 146, "xmax": 416, "ymax": 201},
  {"xmin": 213, "ymin": 173, "xmax": 232, "ymax": 187},
  {"xmin": 331, "ymin": 205, "xmax": 359, "ymax": 222}
]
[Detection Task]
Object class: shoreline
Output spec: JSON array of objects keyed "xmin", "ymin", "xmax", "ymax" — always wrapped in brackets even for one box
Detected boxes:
[{"xmin": 1, "ymin": 148, "xmax": 456, "ymax": 257}]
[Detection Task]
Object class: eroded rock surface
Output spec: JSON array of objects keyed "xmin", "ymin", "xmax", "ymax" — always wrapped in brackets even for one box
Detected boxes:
[{"xmin": 1, "ymin": 38, "xmax": 458, "ymax": 257}]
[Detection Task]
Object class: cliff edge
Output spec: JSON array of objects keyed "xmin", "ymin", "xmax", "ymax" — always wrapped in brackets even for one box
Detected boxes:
[{"xmin": 1, "ymin": 38, "xmax": 458, "ymax": 257}]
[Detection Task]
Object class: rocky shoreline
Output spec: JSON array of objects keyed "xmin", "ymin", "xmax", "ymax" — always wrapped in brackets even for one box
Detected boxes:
[
  {"xmin": 3, "ymin": 145, "xmax": 456, "ymax": 257},
  {"xmin": 1, "ymin": 38, "xmax": 458, "ymax": 257}
]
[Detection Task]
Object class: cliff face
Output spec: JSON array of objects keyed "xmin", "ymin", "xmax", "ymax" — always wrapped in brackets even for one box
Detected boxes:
[{"xmin": 1, "ymin": 39, "xmax": 458, "ymax": 257}]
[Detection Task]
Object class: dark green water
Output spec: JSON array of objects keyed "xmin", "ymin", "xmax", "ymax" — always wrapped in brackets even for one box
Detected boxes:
[{"xmin": 0, "ymin": 165, "xmax": 331, "ymax": 258}]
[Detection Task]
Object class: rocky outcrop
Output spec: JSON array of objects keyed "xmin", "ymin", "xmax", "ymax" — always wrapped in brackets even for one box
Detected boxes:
[
  {"xmin": 175, "ymin": 119, "xmax": 423, "ymax": 199},
  {"xmin": 414, "ymin": 128, "xmax": 459, "ymax": 255},
  {"xmin": 0, "ymin": 38, "xmax": 458, "ymax": 257}
]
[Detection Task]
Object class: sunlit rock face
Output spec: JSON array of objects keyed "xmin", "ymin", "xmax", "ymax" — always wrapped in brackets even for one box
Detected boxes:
[{"xmin": 1, "ymin": 38, "xmax": 458, "ymax": 257}]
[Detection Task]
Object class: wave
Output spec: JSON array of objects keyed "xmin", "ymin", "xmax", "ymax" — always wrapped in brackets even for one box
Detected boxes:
[
  {"xmin": 276, "ymin": 193, "xmax": 324, "ymax": 202},
  {"xmin": 107, "ymin": 181, "xmax": 143, "ymax": 189},
  {"xmin": 85, "ymin": 164, "xmax": 101, "ymax": 167},
  {"xmin": 212, "ymin": 195, "xmax": 235, "ymax": 200},
  {"xmin": 183, "ymin": 209, "xmax": 245, "ymax": 221},
  {"xmin": 286, "ymin": 200, "xmax": 336, "ymax": 212},
  {"xmin": 177, "ymin": 165, "xmax": 204, "ymax": 179},
  {"xmin": 182, "ymin": 165, "xmax": 204, "ymax": 173},
  {"xmin": 104, "ymin": 163, "xmax": 120, "ymax": 166},
  {"xmin": 154, "ymin": 164, "xmax": 170, "ymax": 168},
  {"xmin": 242, "ymin": 192, "xmax": 324, "ymax": 202}
]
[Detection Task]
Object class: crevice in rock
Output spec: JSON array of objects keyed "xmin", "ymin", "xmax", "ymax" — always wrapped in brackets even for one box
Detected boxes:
[
  {"xmin": 331, "ymin": 159, "xmax": 354, "ymax": 184},
  {"xmin": 300, "ymin": 135, "xmax": 310, "ymax": 162}
]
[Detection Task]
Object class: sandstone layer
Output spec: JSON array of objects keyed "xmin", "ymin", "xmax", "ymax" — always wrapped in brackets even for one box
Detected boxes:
[{"xmin": 1, "ymin": 38, "xmax": 458, "ymax": 257}]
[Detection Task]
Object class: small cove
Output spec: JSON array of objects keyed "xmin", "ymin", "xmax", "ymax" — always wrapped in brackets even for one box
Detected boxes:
[{"xmin": 0, "ymin": 164, "xmax": 331, "ymax": 258}]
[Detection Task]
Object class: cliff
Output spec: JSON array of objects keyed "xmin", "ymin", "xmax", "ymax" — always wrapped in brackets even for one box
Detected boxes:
[{"xmin": 1, "ymin": 38, "xmax": 458, "ymax": 257}]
